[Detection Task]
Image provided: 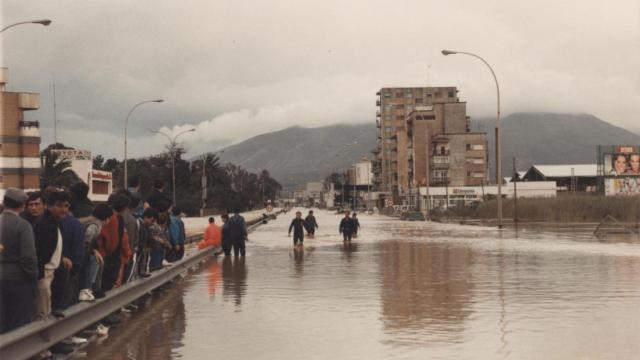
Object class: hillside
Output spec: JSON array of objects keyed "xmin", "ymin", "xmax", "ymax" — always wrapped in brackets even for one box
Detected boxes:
[
  {"xmin": 211, "ymin": 124, "xmax": 377, "ymax": 188},
  {"xmin": 472, "ymin": 113, "xmax": 640, "ymax": 177},
  {"xmin": 199, "ymin": 113, "xmax": 639, "ymax": 188}
]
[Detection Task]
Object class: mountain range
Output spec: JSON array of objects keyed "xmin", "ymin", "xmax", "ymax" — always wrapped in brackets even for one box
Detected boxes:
[{"xmin": 206, "ymin": 113, "xmax": 640, "ymax": 188}]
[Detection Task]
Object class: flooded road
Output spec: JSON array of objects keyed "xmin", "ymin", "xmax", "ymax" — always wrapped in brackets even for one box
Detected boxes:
[{"xmin": 85, "ymin": 210, "xmax": 640, "ymax": 359}]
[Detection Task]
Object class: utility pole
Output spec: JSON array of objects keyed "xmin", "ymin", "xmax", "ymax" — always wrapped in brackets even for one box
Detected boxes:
[
  {"xmin": 201, "ymin": 156, "xmax": 206, "ymax": 217},
  {"xmin": 52, "ymin": 79, "xmax": 58, "ymax": 144},
  {"xmin": 353, "ymin": 165, "xmax": 357, "ymax": 210},
  {"xmin": 513, "ymin": 157, "xmax": 518, "ymax": 226}
]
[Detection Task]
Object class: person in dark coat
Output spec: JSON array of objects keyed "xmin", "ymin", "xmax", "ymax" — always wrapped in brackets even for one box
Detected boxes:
[
  {"xmin": 146, "ymin": 180, "xmax": 171, "ymax": 211},
  {"xmin": 33, "ymin": 191, "xmax": 69, "ymax": 319},
  {"xmin": 21, "ymin": 191, "xmax": 46, "ymax": 225},
  {"xmin": 289, "ymin": 211, "xmax": 306, "ymax": 248},
  {"xmin": 227, "ymin": 209, "xmax": 248, "ymax": 257},
  {"xmin": 220, "ymin": 214, "xmax": 231, "ymax": 256},
  {"xmin": 339, "ymin": 210, "xmax": 355, "ymax": 242},
  {"xmin": 0, "ymin": 188, "xmax": 38, "ymax": 333},
  {"xmin": 304, "ymin": 210, "xmax": 319, "ymax": 238},
  {"xmin": 352, "ymin": 212, "xmax": 361, "ymax": 238},
  {"xmin": 69, "ymin": 182, "xmax": 94, "ymax": 218},
  {"xmin": 51, "ymin": 210, "xmax": 85, "ymax": 310}
]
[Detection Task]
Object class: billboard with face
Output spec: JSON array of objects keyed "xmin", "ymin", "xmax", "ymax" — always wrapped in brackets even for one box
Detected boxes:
[{"xmin": 601, "ymin": 146, "xmax": 640, "ymax": 196}]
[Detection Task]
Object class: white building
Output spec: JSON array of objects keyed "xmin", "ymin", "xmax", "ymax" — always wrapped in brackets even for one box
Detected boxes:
[
  {"xmin": 418, "ymin": 181, "xmax": 557, "ymax": 210},
  {"xmin": 51, "ymin": 149, "xmax": 113, "ymax": 202},
  {"xmin": 354, "ymin": 158, "xmax": 373, "ymax": 186}
]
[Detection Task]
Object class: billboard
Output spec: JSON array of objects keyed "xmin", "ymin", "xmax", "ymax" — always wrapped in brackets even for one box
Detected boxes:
[{"xmin": 600, "ymin": 145, "xmax": 640, "ymax": 196}]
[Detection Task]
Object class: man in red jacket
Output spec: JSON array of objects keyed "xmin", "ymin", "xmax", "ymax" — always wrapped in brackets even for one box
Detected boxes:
[{"xmin": 99, "ymin": 194, "xmax": 132, "ymax": 292}]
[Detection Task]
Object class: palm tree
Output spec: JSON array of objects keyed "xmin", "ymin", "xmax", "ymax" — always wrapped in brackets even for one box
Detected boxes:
[{"xmin": 40, "ymin": 150, "xmax": 75, "ymax": 189}]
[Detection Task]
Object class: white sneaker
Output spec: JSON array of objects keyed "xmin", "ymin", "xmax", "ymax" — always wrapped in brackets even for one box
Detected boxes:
[
  {"xmin": 63, "ymin": 336, "xmax": 88, "ymax": 345},
  {"xmin": 162, "ymin": 260, "xmax": 173, "ymax": 267},
  {"xmin": 78, "ymin": 289, "xmax": 95, "ymax": 301},
  {"xmin": 96, "ymin": 324, "xmax": 109, "ymax": 336}
]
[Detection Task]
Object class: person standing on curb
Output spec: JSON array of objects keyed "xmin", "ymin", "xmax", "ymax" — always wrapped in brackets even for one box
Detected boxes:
[
  {"xmin": 33, "ymin": 191, "xmax": 69, "ymax": 319},
  {"xmin": 0, "ymin": 188, "xmax": 38, "ymax": 333},
  {"xmin": 339, "ymin": 210, "xmax": 355, "ymax": 242},
  {"xmin": 78, "ymin": 204, "xmax": 113, "ymax": 302},
  {"xmin": 221, "ymin": 214, "xmax": 231, "ymax": 256},
  {"xmin": 99, "ymin": 194, "xmax": 132, "ymax": 291},
  {"xmin": 168, "ymin": 207, "xmax": 186, "ymax": 262},
  {"xmin": 228, "ymin": 209, "xmax": 248, "ymax": 257}
]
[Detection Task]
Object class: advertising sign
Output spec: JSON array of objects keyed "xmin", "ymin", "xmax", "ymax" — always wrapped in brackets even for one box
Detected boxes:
[{"xmin": 601, "ymin": 145, "xmax": 640, "ymax": 196}]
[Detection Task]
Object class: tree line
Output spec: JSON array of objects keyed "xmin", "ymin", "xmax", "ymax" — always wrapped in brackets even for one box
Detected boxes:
[{"xmin": 40, "ymin": 143, "xmax": 282, "ymax": 215}]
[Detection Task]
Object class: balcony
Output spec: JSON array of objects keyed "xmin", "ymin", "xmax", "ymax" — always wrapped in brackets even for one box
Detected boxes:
[
  {"xmin": 430, "ymin": 177, "xmax": 450, "ymax": 186},
  {"xmin": 376, "ymin": 110, "xmax": 381, "ymax": 117},
  {"xmin": 431, "ymin": 155, "xmax": 450, "ymax": 169},
  {"xmin": 18, "ymin": 93, "xmax": 40, "ymax": 110},
  {"xmin": 376, "ymin": 119, "xmax": 381, "ymax": 128},
  {"xmin": 376, "ymin": 99, "xmax": 381, "ymax": 106}
]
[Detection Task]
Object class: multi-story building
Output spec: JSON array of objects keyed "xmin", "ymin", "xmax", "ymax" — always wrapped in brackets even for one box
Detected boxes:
[
  {"xmin": 0, "ymin": 68, "xmax": 41, "ymax": 198},
  {"xmin": 373, "ymin": 87, "xmax": 487, "ymax": 202}
]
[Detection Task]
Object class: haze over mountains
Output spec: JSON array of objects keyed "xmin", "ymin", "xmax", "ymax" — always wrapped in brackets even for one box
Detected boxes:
[{"xmin": 206, "ymin": 113, "xmax": 640, "ymax": 188}]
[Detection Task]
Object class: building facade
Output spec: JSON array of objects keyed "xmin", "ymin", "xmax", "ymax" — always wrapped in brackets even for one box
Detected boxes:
[
  {"xmin": 373, "ymin": 87, "xmax": 488, "ymax": 203},
  {"xmin": 0, "ymin": 68, "xmax": 41, "ymax": 198},
  {"xmin": 51, "ymin": 149, "xmax": 113, "ymax": 202}
]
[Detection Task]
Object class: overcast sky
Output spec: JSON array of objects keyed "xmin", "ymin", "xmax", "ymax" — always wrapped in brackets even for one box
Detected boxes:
[{"xmin": 2, "ymin": 0, "xmax": 639, "ymax": 159}]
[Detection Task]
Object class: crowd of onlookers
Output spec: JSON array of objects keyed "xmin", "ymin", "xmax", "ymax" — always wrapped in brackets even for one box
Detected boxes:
[{"xmin": 0, "ymin": 177, "xmax": 197, "ymax": 357}]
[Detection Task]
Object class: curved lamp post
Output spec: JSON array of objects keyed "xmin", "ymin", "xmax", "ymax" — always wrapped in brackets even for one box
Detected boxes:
[
  {"xmin": 153, "ymin": 128, "xmax": 196, "ymax": 206},
  {"xmin": 1, "ymin": 19, "xmax": 52, "ymax": 33},
  {"xmin": 123, "ymin": 99, "xmax": 163, "ymax": 188},
  {"xmin": 441, "ymin": 49, "xmax": 503, "ymax": 228}
]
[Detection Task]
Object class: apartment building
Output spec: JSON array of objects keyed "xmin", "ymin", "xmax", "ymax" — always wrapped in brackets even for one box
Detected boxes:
[
  {"xmin": 373, "ymin": 87, "xmax": 487, "ymax": 200},
  {"xmin": 0, "ymin": 68, "xmax": 41, "ymax": 198}
]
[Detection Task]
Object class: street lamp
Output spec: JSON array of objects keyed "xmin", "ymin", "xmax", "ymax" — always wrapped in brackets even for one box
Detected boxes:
[
  {"xmin": 1, "ymin": 19, "xmax": 52, "ymax": 33},
  {"xmin": 123, "ymin": 99, "xmax": 163, "ymax": 188},
  {"xmin": 441, "ymin": 49, "xmax": 503, "ymax": 228},
  {"xmin": 153, "ymin": 128, "xmax": 196, "ymax": 207}
]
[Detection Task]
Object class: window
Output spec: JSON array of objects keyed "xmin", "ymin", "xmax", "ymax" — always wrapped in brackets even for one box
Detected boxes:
[
  {"xmin": 435, "ymin": 92, "xmax": 442, "ymax": 98},
  {"xmin": 385, "ymin": 104, "xmax": 394, "ymax": 110},
  {"xmin": 448, "ymin": 91, "xmax": 455, "ymax": 97},
  {"xmin": 396, "ymin": 115, "xmax": 404, "ymax": 121},
  {"xmin": 426, "ymin": 93, "xmax": 432, "ymax": 98},
  {"xmin": 92, "ymin": 180, "xmax": 109, "ymax": 194},
  {"xmin": 405, "ymin": 91, "xmax": 413, "ymax": 98},
  {"xmin": 415, "ymin": 98, "xmax": 423, "ymax": 104},
  {"xmin": 385, "ymin": 126, "xmax": 392, "ymax": 132},
  {"xmin": 395, "ymin": 91, "xmax": 403, "ymax": 98},
  {"xmin": 472, "ymin": 144, "xmax": 484, "ymax": 150},
  {"xmin": 423, "ymin": 115, "xmax": 435, "ymax": 120},
  {"xmin": 473, "ymin": 172, "xmax": 484, "ymax": 178},
  {"xmin": 467, "ymin": 171, "xmax": 472, "ymax": 177},
  {"xmin": 406, "ymin": 105, "xmax": 414, "ymax": 112},
  {"xmin": 466, "ymin": 144, "xmax": 471, "ymax": 151},
  {"xmin": 385, "ymin": 115, "xmax": 391, "ymax": 121}
]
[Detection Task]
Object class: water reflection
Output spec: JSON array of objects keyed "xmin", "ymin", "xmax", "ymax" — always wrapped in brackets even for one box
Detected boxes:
[
  {"xmin": 222, "ymin": 256, "xmax": 247, "ymax": 309},
  {"xmin": 378, "ymin": 240, "xmax": 474, "ymax": 346},
  {"xmin": 83, "ymin": 283, "xmax": 187, "ymax": 359},
  {"xmin": 206, "ymin": 261, "xmax": 222, "ymax": 300}
]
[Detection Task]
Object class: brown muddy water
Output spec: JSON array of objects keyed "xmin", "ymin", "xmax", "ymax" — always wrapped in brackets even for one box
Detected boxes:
[{"xmin": 82, "ymin": 210, "xmax": 640, "ymax": 359}]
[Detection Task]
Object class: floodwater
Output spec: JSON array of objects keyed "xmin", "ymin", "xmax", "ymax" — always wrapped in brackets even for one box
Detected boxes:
[{"xmin": 84, "ymin": 210, "xmax": 640, "ymax": 360}]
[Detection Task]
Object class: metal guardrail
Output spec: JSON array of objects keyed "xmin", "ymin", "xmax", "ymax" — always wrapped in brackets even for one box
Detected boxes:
[{"xmin": 0, "ymin": 210, "xmax": 283, "ymax": 360}]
